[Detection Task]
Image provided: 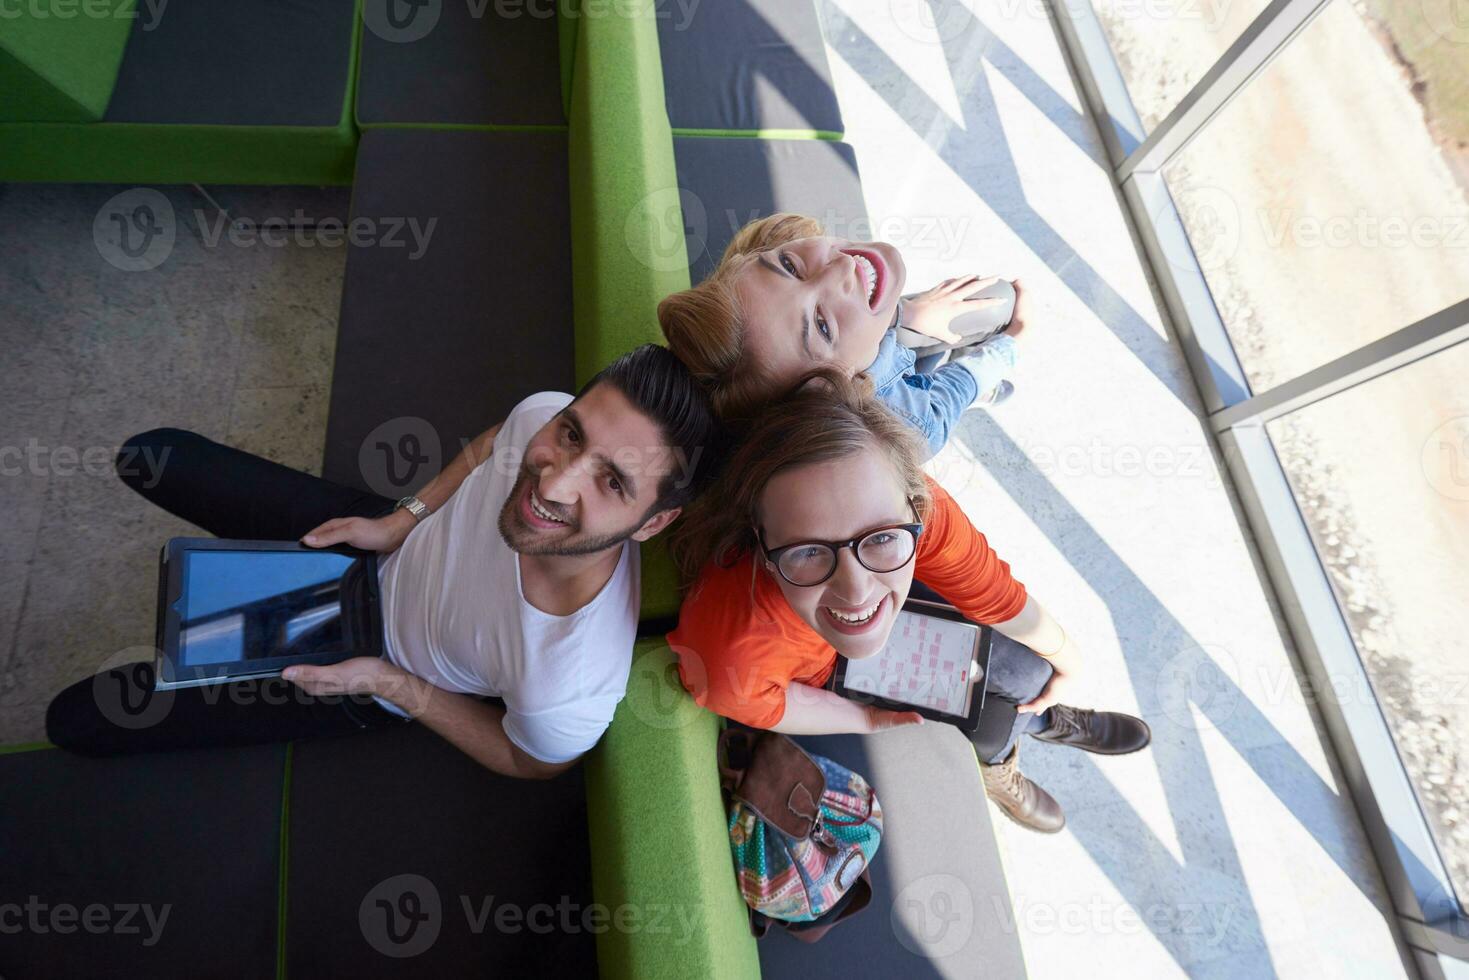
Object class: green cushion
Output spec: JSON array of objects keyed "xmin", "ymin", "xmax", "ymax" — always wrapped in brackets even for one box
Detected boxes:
[
  {"xmin": 0, "ymin": 121, "xmax": 357, "ymax": 184},
  {"xmin": 585, "ymin": 641, "xmax": 758, "ymax": 980},
  {"xmin": 0, "ymin": 0, "xmax": 361, "ymax": 184},
  {"xmin": 566, "ymin": 0, "xmax": 692, "ymax": 622},
  {"xmin": 0, "ymin": 0, "xmax": 135, "ymax": 122}
]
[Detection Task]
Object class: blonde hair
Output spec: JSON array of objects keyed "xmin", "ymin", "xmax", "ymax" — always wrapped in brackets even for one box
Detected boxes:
[
  {"xmin": 657, "ymin": 212, "xmax": 827, "ymax": 428},
  {"xmin": 669, "ymin": 369, "xmax": 932, "ymax": 587}
]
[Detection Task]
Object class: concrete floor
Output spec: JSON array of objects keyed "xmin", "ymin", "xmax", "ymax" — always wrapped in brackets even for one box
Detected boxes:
[
  {"xmin": 818, "ymin": 0, "xmax": 1409, "ymax": 976},
  {"xmin": 0, "ymin": 183, "xmax": 348, "ymax": 744},
  {"xmin": 0, "ymin": 1, "xmax": 1414, "ymax": 977}
]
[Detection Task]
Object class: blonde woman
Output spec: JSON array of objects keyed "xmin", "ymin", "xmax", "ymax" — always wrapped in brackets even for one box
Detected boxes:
[
  {"xmin": 658, "ymin": 213, "xmax": 1028, "ymax": 456},
  {"xmin": 667, "ymin": 373, "xmax": 1147, "ymax": 832}
]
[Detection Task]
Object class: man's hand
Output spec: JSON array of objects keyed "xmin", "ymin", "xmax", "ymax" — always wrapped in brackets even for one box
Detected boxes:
[
  {"xmin": 904, "ymin": 275, "xmax": 1007, "ymax": 344},
  {"xmin": 282, "ymin": 656, "xmax": 393, "ymax": 698},
  {"xmin": 301, "ymin": 509, "xmax": 418, "ymax": 555}
]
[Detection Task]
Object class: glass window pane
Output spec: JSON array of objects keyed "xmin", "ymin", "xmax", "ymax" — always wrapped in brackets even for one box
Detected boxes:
[
  {"xmin": 1164, "ymin": 0, "xmax": 1469, "ymax": 392},
  {"xmin": 1266, "ymin": 340, "xmax": 1469, "ymax": 909},
  {"xmin": 1091, "ymin": 0, "xmax": 1270, "ymax": 132}
]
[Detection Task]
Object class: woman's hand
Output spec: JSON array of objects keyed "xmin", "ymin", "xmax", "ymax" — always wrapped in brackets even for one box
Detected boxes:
[
  {"xmin": 1017, "ymin": 635, "xmax": 1084, "ymax": 715},
  {"xmin": 772, "ymin": 682, "xmax": 924, "ymax": 735},
  {"xmin": 301, "ymin": 509, "xmax": 417, "ymax": 555},
  {"xmin": 864, "ymin": 704, "xmax": 925, "ymax": 732},
  {"xmin": 903, "ymin": 275, "xmax": 1007, "ymax": 343}
]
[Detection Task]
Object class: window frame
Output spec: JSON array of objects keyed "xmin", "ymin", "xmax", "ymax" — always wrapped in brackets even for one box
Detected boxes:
[{"xmin": 1049, "ymin": 0, "xmax": 1469, "ymax": 968}]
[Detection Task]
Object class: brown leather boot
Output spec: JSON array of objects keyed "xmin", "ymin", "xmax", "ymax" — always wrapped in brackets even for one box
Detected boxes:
[
  {"xmin": 980, "ymin": 742, "xmax": 1065, "ymax": 834},
  {"xmin": 1032, "ymin": 705, "xmax": 1152, "ymax": 755}
]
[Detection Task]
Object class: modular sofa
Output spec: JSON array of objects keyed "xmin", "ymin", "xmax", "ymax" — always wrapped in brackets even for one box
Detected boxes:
[{"xmin": 0, "ymin": 1, "xmax": 1024, "ymax": 976}]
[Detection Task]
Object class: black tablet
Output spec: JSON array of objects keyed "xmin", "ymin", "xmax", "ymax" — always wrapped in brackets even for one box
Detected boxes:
[
  {"xmin": 826, "ymin": 598, "xmax": 991, "ymax": 732},
  {"xmin": 153, "ymin": 538, "xmax": 386, "ymax": 691}
]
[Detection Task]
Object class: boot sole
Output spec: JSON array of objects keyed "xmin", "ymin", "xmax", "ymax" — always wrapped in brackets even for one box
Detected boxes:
[
  {"xmin": 987, "ymin": 798, "xmax": 1066, "ymax": 834},
  {"xmin": 1028, "ymin": 735, "xmax": 1151, "ymax": 756},
  {"xmin": 1029, "ymin": 717, "xmax": 1153, "ymax": 756}
]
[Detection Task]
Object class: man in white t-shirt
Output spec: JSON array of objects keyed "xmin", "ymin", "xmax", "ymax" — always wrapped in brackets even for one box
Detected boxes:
[
  {"xmin": 276, "ymin": 345, "xmax": 722, "ymax": 778},
  {"xmin": 46, "ymin": 346, "xmax": 721, "ymax": 771}
]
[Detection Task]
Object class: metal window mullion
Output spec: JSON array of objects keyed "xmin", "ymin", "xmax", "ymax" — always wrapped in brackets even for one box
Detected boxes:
[
  {"xmin": 1120, "ymin": 170, "xmax": 1252, "ymax": 411},
  {"xmin": 1116, "ymin": 0, "xmax": 1334, "ymax": 182},
  {"xmin": 1398, "ymin": 914, "xmax": 1469, "ymax": 963},
  {"xmin": 1209, "ymin": 299, "xmax": 1469, "ymax": 431},
  {"xmin": 1047, "ymin": 0, "xmax": 1147, "ymax": 167}
]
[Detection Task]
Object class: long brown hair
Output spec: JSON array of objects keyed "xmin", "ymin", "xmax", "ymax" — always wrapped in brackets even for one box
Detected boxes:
[
  {"xmin": 669, "ymin": 369, "xmax": 932, "ymax": 587},
  {"xmin": 656, "ymin": 213, "xmax": 826, "ymax": 428}
]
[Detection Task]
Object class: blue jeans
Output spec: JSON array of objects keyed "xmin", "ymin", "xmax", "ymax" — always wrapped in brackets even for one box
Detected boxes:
[{"xmin": 909, "ymin": 581, "xmax": 1052, "ymax": 764}]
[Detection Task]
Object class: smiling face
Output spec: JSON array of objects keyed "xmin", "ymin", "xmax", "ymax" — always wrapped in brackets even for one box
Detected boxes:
[
  {"xmin": 498, "ymin": 383, "xmax": 681, "ymax": 557},
  {"xmin": 733, "ymin": 235, "xmax": 907, "ymax": 388},
  {"xmin": 756, "ymin": 449, "xmax": 918, "ymax": 659}
]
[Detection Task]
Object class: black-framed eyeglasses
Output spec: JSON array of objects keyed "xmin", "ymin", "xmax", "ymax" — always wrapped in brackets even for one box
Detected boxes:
[{"xmin": 758, "ymin": 518, "xmax": 925, "ymax": 588}]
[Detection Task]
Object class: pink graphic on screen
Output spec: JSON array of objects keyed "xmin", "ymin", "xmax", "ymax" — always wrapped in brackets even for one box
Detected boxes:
[{"xmin": 842, "ymin": 610, "xmax": 980, "ymax": 715}]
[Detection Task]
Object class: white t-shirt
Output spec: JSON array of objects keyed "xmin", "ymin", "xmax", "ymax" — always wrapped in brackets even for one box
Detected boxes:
[{"xmin": 375, "ymin": 392, "xmax": 640, "ymax": 764}]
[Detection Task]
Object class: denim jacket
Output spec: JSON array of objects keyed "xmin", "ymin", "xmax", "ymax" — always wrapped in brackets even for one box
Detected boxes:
[{"xmin": 866, "ymin": 327, "xmax": 1017, "ymax": 459}]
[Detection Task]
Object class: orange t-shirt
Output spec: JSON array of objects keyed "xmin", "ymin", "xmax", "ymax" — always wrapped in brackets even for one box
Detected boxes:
[{"xmin": 667, "ymin": 477, "xmax": 1027, "ymax": 728}]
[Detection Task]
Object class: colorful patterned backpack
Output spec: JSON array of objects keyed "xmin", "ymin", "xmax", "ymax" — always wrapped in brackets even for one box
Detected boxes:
[{"xmin": 718, "ymin": 728, "xmax": 884, "ymax": 942}]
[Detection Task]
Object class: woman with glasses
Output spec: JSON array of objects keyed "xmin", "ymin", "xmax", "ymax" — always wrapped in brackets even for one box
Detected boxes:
[{"xmin": 667, "ymin": 371, "xmax": 1149, "ymax": 833}]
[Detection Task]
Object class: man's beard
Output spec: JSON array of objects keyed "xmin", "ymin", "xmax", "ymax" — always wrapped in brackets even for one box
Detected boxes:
[{"xmin": 497, "ymin": 471, "xmax": 644, "ymax": 557}]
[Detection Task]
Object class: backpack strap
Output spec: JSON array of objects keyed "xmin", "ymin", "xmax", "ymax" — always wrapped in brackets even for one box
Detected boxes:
[{"xmin": 719, "ymin": 729, "xmax": 828, "ymax": 840}]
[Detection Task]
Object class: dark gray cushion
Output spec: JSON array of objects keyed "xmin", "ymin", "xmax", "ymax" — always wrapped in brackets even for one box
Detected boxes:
[
  {"xmin": 284, "ymin": 724, "xmax": 596, "ymax": 976},
  {"xmin": 672, "ymin": 135, "xmax": 866, "ymax": 283},
  {"xmin": 104, "ymin": 0, "xmax": 356, "ymax": 125},
  {"xmin": 356, "ymin": 0, "xmax": 564, "ymax": 126},
  {"xmin": 322, "ymin": 128, "xmax": 575, "ymax": 493},
  {"xmin": 0, "ymin": 744, "xmax": 286, "ymax": 978},
  {"xmin": 758, "ymin": 729, "xmax": 1028, "ymax": 978},
  {"xmin": 656, "ymin": 0, "xmax": 843, "ymax": 134}
]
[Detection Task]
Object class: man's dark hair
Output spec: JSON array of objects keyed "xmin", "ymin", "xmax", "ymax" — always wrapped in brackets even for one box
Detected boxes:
[{"xmin": 577, "ymin": 343, "xmax": 726, "ymax": 513}]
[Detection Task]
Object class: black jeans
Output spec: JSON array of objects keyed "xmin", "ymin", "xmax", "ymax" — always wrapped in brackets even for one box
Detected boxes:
[
  {"xmin": 907, "ymin": 581, "xmax": 1053, "ymax": 765},
  {"xmin": 45, "ymin": 428, "xmax": 408, "ymax": 757}
]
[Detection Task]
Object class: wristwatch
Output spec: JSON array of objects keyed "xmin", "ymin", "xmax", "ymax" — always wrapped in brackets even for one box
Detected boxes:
[{"xmin": 395, "ymin": 494, "xmax": 430, "ymax": 523}]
